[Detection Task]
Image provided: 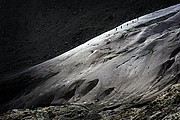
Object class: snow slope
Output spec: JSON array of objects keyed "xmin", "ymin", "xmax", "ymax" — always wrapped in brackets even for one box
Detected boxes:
[{"xmin": 0, "ymin": 4, "xmax": 180, "ymax": 113}]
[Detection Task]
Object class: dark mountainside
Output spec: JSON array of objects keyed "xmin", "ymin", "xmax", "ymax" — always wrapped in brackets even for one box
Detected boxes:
[
  {"xmin": 0, "ymin": 0, "xmax": 180, "ymax": 76},
  {"xmin": 1, "ymin": 8, "xmax": 180, "ymax": 118},
  {"xmin": 1, "ymin": 1, "xmax": 180, "ymax": 120}
]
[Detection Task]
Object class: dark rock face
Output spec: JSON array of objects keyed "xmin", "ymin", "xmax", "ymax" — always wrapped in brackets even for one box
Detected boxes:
[{"xmin": 0, "ymin": 0, "xmax": 180, "ymax": 76}]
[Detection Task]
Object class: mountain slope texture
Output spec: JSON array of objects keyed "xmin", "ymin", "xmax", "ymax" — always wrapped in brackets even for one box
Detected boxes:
[
  {"xmin": 1, "ymin": 3, "xmax": 180, "ymax": 120},
  {"xmin": 1, "ymin": 0, "xmax": 180, "ymax": 76}
]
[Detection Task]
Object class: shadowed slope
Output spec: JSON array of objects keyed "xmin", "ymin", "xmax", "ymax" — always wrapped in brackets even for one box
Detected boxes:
[{"xmin": 1, "ymin": 0, "xmax": 180, "ymax": 76}]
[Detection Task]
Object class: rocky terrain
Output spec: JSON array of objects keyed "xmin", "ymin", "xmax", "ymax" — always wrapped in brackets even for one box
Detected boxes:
[
  {"xmin": 106, "ymin": 83, "xmax": 180, "ymax": 120},
  {"xmin": 0, "ymin": 104, "xmax": 101, "ymax": 120},
  {"xmin": 1, "ymin": 83, "xmax": 180, "ymax": 120},
  {"xmin": 0, "ymin": 3, "xmax": 180, "ymax": 119}
]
